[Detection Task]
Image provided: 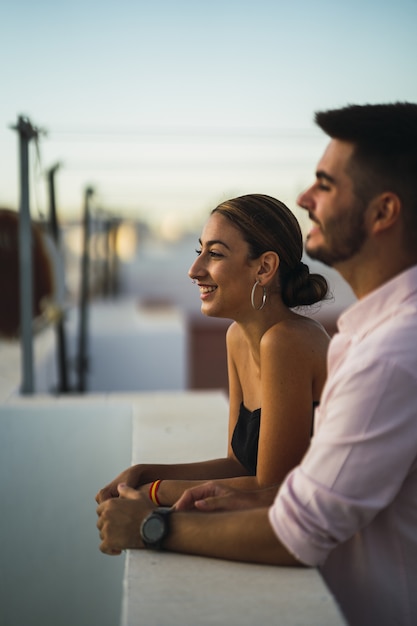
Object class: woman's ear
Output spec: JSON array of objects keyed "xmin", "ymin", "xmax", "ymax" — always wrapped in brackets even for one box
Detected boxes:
[{"xmin": 257, "ymin": 251, "xmax": 280, "ymax": 282}]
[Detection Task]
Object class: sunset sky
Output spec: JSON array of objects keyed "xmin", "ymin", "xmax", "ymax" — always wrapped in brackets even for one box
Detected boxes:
[{"xmin": 1, "ymin": 0, "xmax": 416, "ymax": 235}]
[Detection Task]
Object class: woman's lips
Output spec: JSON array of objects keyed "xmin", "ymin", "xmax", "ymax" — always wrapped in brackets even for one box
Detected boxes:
[{"xmin": 198, "ymin": 285, "xmax": 217, "ymax": 299}]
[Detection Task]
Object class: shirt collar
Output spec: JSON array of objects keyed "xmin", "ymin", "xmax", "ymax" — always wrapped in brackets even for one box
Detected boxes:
[{"xmin": 337, "ymin": 264, "xmax": 417, "ymax": 340}]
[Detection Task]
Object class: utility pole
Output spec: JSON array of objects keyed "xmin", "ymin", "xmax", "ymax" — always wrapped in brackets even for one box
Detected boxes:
[
  {"xmin": 77, "ymin": 186, "xmax": 94, "ymax": 392},
  {"xmin": 47, "ymin": 163, "xmax": 70, "ymax": 392},
  {"xmin": 11, "ymin": 115, "xmax": 43, "ymax": 395},
  {"xmin": 47, "ymin": 163, "xmax": 61, "ymax": 241}
]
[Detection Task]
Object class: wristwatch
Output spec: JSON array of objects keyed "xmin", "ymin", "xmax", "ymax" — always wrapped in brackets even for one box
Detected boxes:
[{"xmin": 140, "ymin": 507, "xmax": 172, "ymax": 549}]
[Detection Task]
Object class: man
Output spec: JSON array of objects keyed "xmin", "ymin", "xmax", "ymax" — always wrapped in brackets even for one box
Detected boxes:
[{"xmin": 97, "ymin": 103, "xmax": 417, "ymax": 625}]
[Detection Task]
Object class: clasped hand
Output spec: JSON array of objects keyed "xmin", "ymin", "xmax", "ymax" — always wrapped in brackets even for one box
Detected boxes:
[{"xmin": 96, "ymin": 484, "xmax": 153, "ymax": 555}]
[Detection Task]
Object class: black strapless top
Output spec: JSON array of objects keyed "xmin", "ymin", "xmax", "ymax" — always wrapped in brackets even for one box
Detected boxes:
[
  {"xmin": 231, "ymin": 402, "xmax": 319, "ymax": 475},
  {"xmin": 231, "ymin": 404, "xmax": 261, "ymax": 476}
]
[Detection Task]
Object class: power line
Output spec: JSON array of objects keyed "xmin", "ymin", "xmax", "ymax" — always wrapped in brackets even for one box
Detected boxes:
[{"xmin": 46, "ymin": 125, "xmax": 323, "ymax": 142}]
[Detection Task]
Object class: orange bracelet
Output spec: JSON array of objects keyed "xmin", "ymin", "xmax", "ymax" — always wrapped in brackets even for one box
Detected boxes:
[{"xmin": 149, "ymin": 480, "xmax": 162, "ymax": 506}]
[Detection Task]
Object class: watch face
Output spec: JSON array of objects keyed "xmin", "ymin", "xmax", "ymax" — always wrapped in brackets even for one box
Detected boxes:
[
  {"xmin": 141, "ymin": 508, "xmax": 171, "ymax": 548},
  {"xmin": 143, "ymin": 516, "xmax": 165, "ymax": 542}
]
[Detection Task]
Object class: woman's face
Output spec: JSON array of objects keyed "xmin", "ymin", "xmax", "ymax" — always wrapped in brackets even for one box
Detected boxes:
[{"xmin": 188, "ymin": 212, "xmax": 257, "ymax": 319}]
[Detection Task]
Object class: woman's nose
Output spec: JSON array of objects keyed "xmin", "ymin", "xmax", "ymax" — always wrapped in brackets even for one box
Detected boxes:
[{"xmin": 188, "ymin": 257, "xmax": 202, "ymax": 280}]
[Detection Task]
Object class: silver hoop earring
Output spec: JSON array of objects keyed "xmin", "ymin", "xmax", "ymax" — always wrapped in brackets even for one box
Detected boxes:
[{"xmin": 251, "ymin": 280, "xmax": 267, "ymax": 311}]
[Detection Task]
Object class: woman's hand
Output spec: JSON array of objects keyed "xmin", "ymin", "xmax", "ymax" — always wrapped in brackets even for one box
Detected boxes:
[{"xmin": 95, "ymin": 465, "xmax": 143, "ymax": 504}]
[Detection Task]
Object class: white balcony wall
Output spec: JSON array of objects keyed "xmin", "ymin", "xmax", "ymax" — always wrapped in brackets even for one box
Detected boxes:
[{"xmin": 0, "ymin": 398, "xmax": 132, "ymax": 626}]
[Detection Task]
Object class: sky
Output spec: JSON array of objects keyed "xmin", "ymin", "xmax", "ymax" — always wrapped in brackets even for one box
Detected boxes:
[{"xmin": 1, "ymin": 0, "xmax": 417, "ymax": 236}]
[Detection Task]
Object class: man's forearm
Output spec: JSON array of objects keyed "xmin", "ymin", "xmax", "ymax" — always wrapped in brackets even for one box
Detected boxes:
[{"xmin": 165, "ymin": 507, "xmax": 303, "ymax": 567}]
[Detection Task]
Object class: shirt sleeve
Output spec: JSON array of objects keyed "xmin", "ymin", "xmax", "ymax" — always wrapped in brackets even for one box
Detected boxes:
[{"xmin": 269, "ymin": 356, "xmax": 417, "ymax": 566}]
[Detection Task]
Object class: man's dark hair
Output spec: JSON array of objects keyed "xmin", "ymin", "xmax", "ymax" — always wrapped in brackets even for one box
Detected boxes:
[{"xmin": 315, "ymin": 102, "xmax": 417, "ymax": 251}]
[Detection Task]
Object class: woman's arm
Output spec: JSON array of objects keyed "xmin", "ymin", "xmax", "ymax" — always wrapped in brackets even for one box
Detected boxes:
[
  {"xmin": 138, "ymin": 472, "xmax": 261, "ymax": 506},
  {"xmin": 150, "ymin": 321, "xmax": 328, "ymax": 505},
  {"xmin": 255, "ymin": 322, "xmax": 324, "ymax": 487},
  {"xmin": 96, "ymin": 456, "xmax": 247, "ymax": 504}
]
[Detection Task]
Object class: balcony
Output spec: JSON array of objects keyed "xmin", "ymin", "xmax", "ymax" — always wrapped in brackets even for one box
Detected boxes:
[{"xmin": 1, "ymin": 316, "xmax": 345, "ymax": 624}]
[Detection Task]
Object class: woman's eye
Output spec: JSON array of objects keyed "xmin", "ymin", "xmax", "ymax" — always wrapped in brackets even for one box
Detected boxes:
[{"xmin": 195, "ymin": 248, "xmax": 222, "ymax": 258}]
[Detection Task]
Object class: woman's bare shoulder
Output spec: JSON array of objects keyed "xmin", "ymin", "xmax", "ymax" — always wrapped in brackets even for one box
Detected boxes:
[{"xmin": 262, "ymin": 314, "xmax": 330, "ymax": 353}]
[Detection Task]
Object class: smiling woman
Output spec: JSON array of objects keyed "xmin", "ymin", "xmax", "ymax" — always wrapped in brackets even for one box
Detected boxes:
[{"xmin": 96, "ymin": 193, "xmax": 330, "ymax": 511}]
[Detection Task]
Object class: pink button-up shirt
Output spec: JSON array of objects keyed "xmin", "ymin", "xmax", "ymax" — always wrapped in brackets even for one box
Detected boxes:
[{"xmin": 269, "ymin": 265, "xmax": 417, "ymax": 626}]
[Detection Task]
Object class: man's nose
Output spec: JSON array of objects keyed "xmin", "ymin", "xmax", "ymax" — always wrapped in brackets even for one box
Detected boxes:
[{"xmin": 297, "ymin": 186, "xmax": 313, "ymax": 211}]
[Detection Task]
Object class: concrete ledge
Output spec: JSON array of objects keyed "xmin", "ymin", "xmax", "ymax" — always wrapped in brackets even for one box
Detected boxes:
[{"xmin": 123, "ymin": 551, "xmax": 343, "ymax": 626}]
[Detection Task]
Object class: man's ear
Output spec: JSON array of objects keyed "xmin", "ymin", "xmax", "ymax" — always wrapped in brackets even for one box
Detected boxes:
[
  {"xmin": 257, "ymin": 251, "xmax": 280, "ymax": 282},
  {"xmin": 370, "ymin": 192, "xmax": 402, "ymax": 235}
]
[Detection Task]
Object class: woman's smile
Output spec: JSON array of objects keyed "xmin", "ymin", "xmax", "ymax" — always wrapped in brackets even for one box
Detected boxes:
[{"xmin": 198, "ymin": 284, "xmax": 218, "ymax": 299}]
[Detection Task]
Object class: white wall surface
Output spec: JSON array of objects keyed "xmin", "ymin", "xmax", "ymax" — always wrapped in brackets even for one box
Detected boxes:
[
  {"xmin": 0, "ymin": 399, "xmax": 132, "ymax": 626},
  {"xmin": 83, "ymin": 301, "xmax": 187, "ymax": 392}
]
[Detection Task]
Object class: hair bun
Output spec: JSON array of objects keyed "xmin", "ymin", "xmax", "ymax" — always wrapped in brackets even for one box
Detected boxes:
[
  {"xmin": 282, "ymin": 261, "xmax": 328, "ymax": 308},
  {"xmin": 292, "ymin": 261, "xmax": 309, "ymax": 279}
]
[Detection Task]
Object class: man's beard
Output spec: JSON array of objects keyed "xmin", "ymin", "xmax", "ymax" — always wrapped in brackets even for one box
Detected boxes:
[{"xmin": 305, "ymin": 209, "xmax": 367, "ymax": 267}]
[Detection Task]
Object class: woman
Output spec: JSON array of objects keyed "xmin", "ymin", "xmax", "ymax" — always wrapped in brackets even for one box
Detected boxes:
[{"xmin": 96, "ymin": 194, "xmax": 330, "ymax": 506}]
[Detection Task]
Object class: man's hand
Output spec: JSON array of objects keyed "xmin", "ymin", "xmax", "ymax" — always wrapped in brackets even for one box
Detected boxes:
[
  {"xmin": 96, "ymin": 483, "xmax": 153, "ymax": 555},
  {"xmin": 174, "ymin": 481, "xmax": 272, "ymax": 512}
]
